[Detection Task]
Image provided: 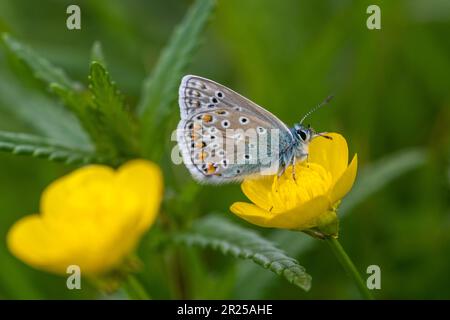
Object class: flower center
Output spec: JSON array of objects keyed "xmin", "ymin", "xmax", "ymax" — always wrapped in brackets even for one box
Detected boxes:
[{"xmin": 268, "ymin": 163, "xmax": 333, "ymax": 213}]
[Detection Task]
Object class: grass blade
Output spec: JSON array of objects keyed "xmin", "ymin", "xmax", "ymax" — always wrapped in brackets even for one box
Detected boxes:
[{"xmin": 137, "ymin": 0, "xmax": 216, "ymax": 157}]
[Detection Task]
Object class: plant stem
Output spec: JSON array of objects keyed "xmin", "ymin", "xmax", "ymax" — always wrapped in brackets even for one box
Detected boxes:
[
  {"xmin": 123, "ymin": 274, "xmax": 151, "ymax": 300},
  {"xmin": 172, "ymin": 248, "xmax": 188, "ymax": 299},
  {"xmin": 325, "ymin": 237, "xmax": 374, "ymax": 300}
]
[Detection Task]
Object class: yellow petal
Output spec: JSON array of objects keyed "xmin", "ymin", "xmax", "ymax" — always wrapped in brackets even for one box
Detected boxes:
[
  {"xmin": 7, "ymin": 215, "xmax": 74, "ymax": 274},
  {"xmin": 230, "ymin": 195, "xmax": 330, "ymax": 231},
  {"xmin": 276, "ymin": 163, "xmax": 332, "ymax": 210},
  {"xmin": 41, "ymin": 165, "xmax": 116, "ymax": 223},
  {"xmin": 309, "ymin": 133, "xmax": 348, "ymax": 183},
  {"xmin": 267, "ymin": 195, "xmax": 330, "ymax": 230},
  {"xmin": 7, "ymin": 212, "xmax": 143, "ymax": 274},
  {"xmin": 230, "ymin": 202, "xmax": 271, "ymax": 228},
  {"xmin": 116, "ymin": 160, "xmax": 164, "ymax": 232},
  {"xmin": 241, "ymin": 175, "xmax": 274, "ymax": 210},
  {"xmin": 330, "ymin": 154, "xmax": 358, "ymax": 204}
]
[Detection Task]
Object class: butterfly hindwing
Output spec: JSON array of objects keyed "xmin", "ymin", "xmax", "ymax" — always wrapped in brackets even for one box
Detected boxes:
[{"xmin": 178, "ymin": 110, "xmax": 279, "ymax": 183}]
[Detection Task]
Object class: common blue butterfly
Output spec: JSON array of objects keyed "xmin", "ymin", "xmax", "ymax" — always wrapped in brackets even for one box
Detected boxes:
[{"xmin": 176, "ymin": 75, "xmax": 331, "ymax": 184}]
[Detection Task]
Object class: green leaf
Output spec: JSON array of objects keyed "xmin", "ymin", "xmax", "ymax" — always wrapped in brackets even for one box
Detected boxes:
[
  {"xmin": 88, "ymin": 61, "xmax": 138, "ymax": 156},
  {"xmin": 50, "ymin": 83, "xmax": 111, "ymax": 155},
  {"xmin": 0, "ymin": 71, "xmax": 91, "ymax": 148},
  {"xmin": 137, "ymin": 0, "xmax": 216, "ymax": 158},
  {"xmin": 0, "ymin": 34, "xmax": 91, "ymax": 148},
  {"xmin": 176, "ymin": 214, "xmax": 312, "ymax": 291},
  {"xmin": 1, "ymin": 33, "xmax": 80, "ymax": 90},
  {"xmin": 50, "ymin": 62, "xmax": 138, "ymax": 158},
  {"xmin": 90, "ymin": 41, "xmax": 106, "ymax": 66},
  {"xmin": 0, "ymin": 130, "xmax": 108, "ymax": 165},
  {"xmin": 234, "ymin": 148, "xmax": 427, "ymax": 298},
  {"xmin": 1, "ymin": 34, "xmax": 138, "ymax": 157}
]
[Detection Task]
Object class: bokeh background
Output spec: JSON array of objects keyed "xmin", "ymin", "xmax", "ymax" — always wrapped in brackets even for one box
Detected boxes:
[{"xmin": 0, "ymin": 0, "xmax": 449, "ymax": 299}]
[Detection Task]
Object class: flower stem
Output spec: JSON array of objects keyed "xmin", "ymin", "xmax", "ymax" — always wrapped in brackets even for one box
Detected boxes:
[
  {"xmin": 123, "ymin": 274, "xmax": 151, "ymax": 300},
  {"xmin": 325, "ymin": 237, "xmax": 374, "ymax": 300}
]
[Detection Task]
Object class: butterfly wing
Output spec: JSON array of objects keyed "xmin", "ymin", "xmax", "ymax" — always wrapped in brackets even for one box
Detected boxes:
[
  {"xmin": 179, "ymin": 75, "xmax": 292, "ymax": 133},
  {"xmin": 177, "ymin": 75, "xmax": 294, "ymax": 184}
]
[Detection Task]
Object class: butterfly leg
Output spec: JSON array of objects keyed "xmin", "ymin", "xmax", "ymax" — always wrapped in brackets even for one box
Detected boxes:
[
  {"xmin": 277, "ymin": 164, "xmax": 287, "ymax": 178},
  {"xmin": 277, "ymin": 154, "xmax": 290, "ymax": 179},
  {"xmin": 291, "ymin": 157, "xmax": 297, "ymax": 182}
]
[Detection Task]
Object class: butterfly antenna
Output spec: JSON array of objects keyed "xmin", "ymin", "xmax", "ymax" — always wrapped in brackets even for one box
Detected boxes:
[{"xmin": 299, "ymin": 95, "xmax": 334, "ymax": 124}]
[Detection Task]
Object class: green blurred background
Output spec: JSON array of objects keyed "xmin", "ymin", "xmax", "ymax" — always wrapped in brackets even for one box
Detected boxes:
[{"xmin": 0, "ymin": 0, "xmax": 449, "ymax": 299}]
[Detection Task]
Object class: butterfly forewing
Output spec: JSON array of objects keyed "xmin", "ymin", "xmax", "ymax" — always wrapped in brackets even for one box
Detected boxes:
[
  {"xmin": 177, "ymin": 75, "xmax": 293, "ymax": 183},
  {"xmin": 179, "ymin": 76, "xmax": 292, "ymax": 133}
]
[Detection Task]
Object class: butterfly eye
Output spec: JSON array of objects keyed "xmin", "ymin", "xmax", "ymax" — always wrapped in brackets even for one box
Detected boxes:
[{"xmin": 297, "ymin": 129, "xmax": 307, "ymax": 141}]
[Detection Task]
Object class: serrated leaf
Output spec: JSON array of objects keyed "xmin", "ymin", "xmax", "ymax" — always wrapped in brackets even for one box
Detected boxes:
[
  {"xmin": 2, "ymin": 33, "xmax": 80, "ymax": 90},
  {"xmin": 176, "ymin": 214, "xmax": 312, "ymax": 291},
  {"xmin": 90, "ymin": 41, "xmax": 106, "ymax": 66},
  {"xmin": 234, "ymin": 148, "xmax": 428, "ymax": 298},
  {"xmin": 88, "ymin": 61, "xmax": 138, "ymax": 156},
  {"xmin": 0, "ymin": 130, "xmax": 110, "ymax": 165},
  {"xmin": 0, "ymin": 71, "xmax": 91, "ymax": 148},
  {"xmin": 0, "ymin": 35, "xmax": 90, "ymax": 148},
  {"xmin": 1, "ymin": 35, "xmax": 134, "ymax": 158},
  {"xmin": 51, "ymin": 61, "xmax": 138, "ymax": 159},
  {"xmin": 137, "ymin": 0, "xmax": 216, "ymax": 158},
  {"xmin": 50, "ymin": 82, "xmax": 112, "ymax": 155}
]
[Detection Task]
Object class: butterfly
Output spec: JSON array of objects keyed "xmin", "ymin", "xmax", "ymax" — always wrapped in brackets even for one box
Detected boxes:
[{"xmin": 176, "ymin": 75, "xmax": 331, "ymax": 184}]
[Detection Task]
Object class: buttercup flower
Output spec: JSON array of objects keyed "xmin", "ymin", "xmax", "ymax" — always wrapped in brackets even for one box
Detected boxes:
[
  {"xmin": 230, "ymin": 133, "xmax": 357, "ymax": 236},
  {"xmin": 7, "ymin": 160, "xmax": 163, "ymax": 275}
]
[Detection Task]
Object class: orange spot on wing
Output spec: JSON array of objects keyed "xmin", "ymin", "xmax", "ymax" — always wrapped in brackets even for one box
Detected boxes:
[
  {"xmin": 191, "ymin": 132, "xmax": 200, "ymax": 140},
  {"xmin": 195, "ymin": 141, "xmax": 206, "ymax": 149},
  {"xmin": 202, "ymin": 114, "xmax": 213, "ymax": 123},
  {"xmin": 206, "ymin": 163, "xmax": 216, "ymax": 174}
]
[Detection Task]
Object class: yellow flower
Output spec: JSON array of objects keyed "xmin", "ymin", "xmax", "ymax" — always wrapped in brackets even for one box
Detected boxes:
[
  {"xmin": 230, "ymin": 133, "xmax": 357, "ymax": 236},
  {"xmin": 7, "ymin": 160, "xmax": 163, "ymax": 275}
]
